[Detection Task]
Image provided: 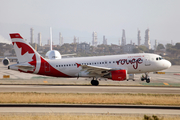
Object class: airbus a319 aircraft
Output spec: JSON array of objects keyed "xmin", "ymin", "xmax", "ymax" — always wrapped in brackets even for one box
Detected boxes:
[{"xmin": 8, "ymin": 33, "xmax": 171, "ymax": 86}]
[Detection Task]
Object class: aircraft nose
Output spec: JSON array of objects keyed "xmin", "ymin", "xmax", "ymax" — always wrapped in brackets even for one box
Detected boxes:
[{"xmin": 165, "ymin": 60, "xmax": 171, "ymax": 68}]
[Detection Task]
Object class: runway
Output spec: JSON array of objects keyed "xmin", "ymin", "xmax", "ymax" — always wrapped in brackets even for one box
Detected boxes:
[
  {"xmin": 1, "ymin": 65, "xmax": 180, "ymax": 116},
  {"xmin": 0, "ymin": 104, "xmax": 180, "ymax": 115},
  {"xmin": 1, "ymin": 64, "xmax": 180, "ymax": 87},
  {"xmin": 0, "ymin": 85, "xmax": 180, "ymax": 94}
]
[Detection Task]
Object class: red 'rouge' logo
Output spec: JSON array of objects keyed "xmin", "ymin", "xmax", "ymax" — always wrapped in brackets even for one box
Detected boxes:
[{"xmin": 116, "ymin": 58, "xmax": 143, "ymax": 69}]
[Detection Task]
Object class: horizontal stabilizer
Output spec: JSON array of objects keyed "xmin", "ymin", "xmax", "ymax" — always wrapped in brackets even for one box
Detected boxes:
[
  {"xmin": 8, "ymin": 63, "xmax": 34, "ymax": 72},
  {"xmin": 16, "ymin": 65, "xmax": 34, "ymax": 69}
]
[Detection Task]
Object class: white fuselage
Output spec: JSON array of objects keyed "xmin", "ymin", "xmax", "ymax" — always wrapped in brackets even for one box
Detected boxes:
[{"xmin": 45, "ymin": 53, "xmax": 171, "ymax": 77}]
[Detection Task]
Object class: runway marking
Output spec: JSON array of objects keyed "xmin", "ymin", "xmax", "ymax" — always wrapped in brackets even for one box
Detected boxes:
[
  {"xmin": 164, "ymin": 83, "xmax": 169, "ymax": 85},
  {"xmin": 43, "ymin": 81, "xmax": 48, "ymax": 83}
]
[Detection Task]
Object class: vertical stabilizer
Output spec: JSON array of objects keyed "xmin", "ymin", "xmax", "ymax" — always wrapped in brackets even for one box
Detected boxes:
[
  {"xmin": 9, "ymin": 33, "xmax": 43, "ymax": 73},
  {"xmin": 10, "ymin": 33, "xmax": 42, "ymax": 63}
]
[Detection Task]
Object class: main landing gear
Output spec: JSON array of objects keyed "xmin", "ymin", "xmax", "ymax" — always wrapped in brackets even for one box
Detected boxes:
[
  {"xmin": 91, "ymin": 77, "xmax": 99, "ymax": 86},
  {"xmin": 141, "ymin": 73, "xmax": 151, "ymax": 83}
]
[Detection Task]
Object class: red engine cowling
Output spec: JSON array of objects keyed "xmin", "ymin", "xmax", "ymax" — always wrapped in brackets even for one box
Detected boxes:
[{"xmin": 103, "ymin": 70, "xmax": 127, "ymax": 81}]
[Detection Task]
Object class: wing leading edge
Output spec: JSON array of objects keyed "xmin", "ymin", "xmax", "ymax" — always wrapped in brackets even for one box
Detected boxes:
[{"xmin": 76, "ymin": 63, "xmax": 123, "ymax": 77}]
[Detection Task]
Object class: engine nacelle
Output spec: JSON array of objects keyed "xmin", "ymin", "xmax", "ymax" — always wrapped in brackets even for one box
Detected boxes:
[
  {"xmin": 103, "ymin": 70, "xmax": 127, "ymax": 81},
  {"xmin": 2, "ymin": 57, "xmax": 10, "ymax": 66}
]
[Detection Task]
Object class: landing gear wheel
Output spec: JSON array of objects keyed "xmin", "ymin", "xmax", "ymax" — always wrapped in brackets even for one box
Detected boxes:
[
  {"xmin": 146, "ymin": 78, "xmax": 150, "ymax": 83},
  {"xmin": 142, "ymin": 73, "xmax": 151, "ymax": 83},
  {"xmin": 91, "ymin": 80, "xmax": 99, "ymax": 86},
  {"xmin": 141, "ymin": 78, "xmax": 145, "ymax": 81}
]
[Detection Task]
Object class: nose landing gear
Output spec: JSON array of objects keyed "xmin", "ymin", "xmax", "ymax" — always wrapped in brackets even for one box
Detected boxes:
[
  {"xmin": 141, "ymin": 73, "xmax": 151, "ymax": 83},
  {"xmin": 91, "ymin": 77, "xmax": 99, "ymax": 86}
]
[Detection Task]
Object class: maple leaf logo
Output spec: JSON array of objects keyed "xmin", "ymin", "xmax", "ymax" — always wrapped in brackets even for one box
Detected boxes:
[{"xmin": 13, "ymin": 42, "xmax": 36, "ymax": 72}]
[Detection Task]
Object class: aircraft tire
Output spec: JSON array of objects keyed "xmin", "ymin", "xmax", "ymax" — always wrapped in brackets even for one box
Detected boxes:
[
  {"xmin": 146, "ymin": 79, "xmax": 150, "ymax": 83},
  {"xmin": 141, "ymin": 78, "xmax": 144, "ymax": 81},
  {"xmin": 91, "ymin": 80, "xmax": 99, "ymax": 86}
]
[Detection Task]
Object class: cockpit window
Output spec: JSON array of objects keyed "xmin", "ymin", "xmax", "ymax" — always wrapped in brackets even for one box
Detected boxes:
[{"xmin": 156, "ymin": 57, "xmax": 163, "ymax": 60}]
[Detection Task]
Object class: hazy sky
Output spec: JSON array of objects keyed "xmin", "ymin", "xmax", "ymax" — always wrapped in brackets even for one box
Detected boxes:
[{"xmin": 0, "ymin": 0, "xmax": 180, "ymax": 47}]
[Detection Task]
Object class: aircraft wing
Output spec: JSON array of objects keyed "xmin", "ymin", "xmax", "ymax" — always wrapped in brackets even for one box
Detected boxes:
[
  {"xmin": 0, "ymin": 56, "xmax": 17, "ymax": 60},
  {"xmin": 77, "ymin": 63, "xmax": 120, "ymax": 76},
  {"xmin": 61, "ymin": 53, "xmax": 77, "ymax": 57},
  {"xmin": 1, "ymin": 56, "xmax": 18, "ymax": 66}
]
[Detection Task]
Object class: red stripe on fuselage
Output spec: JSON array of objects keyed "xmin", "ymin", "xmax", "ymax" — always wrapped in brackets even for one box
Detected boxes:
[{"xmin": 37, "ymin": 57, "xmax": 70, "ymax": 77}]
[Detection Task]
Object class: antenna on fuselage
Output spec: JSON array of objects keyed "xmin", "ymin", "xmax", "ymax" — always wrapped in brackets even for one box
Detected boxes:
[{"xmin": 50, "ymin": 27, "xmax": 52, "ymax": 51}]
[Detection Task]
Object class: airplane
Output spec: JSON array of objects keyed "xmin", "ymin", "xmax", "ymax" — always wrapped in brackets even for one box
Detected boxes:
[
  {"xmin": 1, "ymin": 28, "xmax": 76, "ymax": 66},
  {"xmin": 8, "ymin": 33, "xmax": 171, "ymax": 86}
]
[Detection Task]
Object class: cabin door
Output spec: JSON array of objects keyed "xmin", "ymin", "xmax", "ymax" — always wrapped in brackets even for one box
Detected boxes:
[{"xmin": 145, "ymin": 56, "xmax": 151, "ymax": 66}]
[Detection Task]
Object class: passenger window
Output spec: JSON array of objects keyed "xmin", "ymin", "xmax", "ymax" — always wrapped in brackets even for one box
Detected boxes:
[
  {"xmin": 113, "ymin": 61, "xmax": 115, "ymax": 63},
  {"xmin": 61, "ymin": 65, "xmax": 63, "ymax": 67},
  {"xmin": 89, "ymin": 63, "xmax": 91, "ymax": 65},
  {"xmin": 109, "ymin": 61, "xmax": 111, "ymax": 64},
  {"xmin": 56, "ymin": 65, "xmax": 58, "ymax": 67},
  {"xmin": 105, "ymin": 62, "xmax": 107, "ymax": 64},
  {"xmin": 69, "ymin": 64, "xmax": 71, "ymax": 66},
  {"xmin": 102, "ymin": 62, "xmax": 104, "ymax": 64},
  {"xmin": 59, "ymin": 65, "xmax": 61, "ymax": 67},
  {"xmin": 95, "ymin": 63, "xmax": 96, "ymax": 64},
  {"xmin": 156, "ymin": 58, "xmax": 158, "ymax": 60},
  {"xmin": 100, "ymin": 62, "xmax": 101, "ymax": 64}
]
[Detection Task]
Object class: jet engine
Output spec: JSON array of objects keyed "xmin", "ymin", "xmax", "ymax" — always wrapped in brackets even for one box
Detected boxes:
[
  {"xmin": 103, "ymin": 70, "xmax": 127, "ymax": 81},
  {"xmin": 2, "ymin": 57, "xmax": 10, "ymax": 66}
]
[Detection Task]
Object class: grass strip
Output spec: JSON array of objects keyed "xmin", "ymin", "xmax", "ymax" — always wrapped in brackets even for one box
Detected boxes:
[
  {"xmin": 0, "ymin": 92, "xmax": 180, "ymax": 105},
  {"xmin": 0, "ymin": 114, "xmax": 180, "ymax": 120}
]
